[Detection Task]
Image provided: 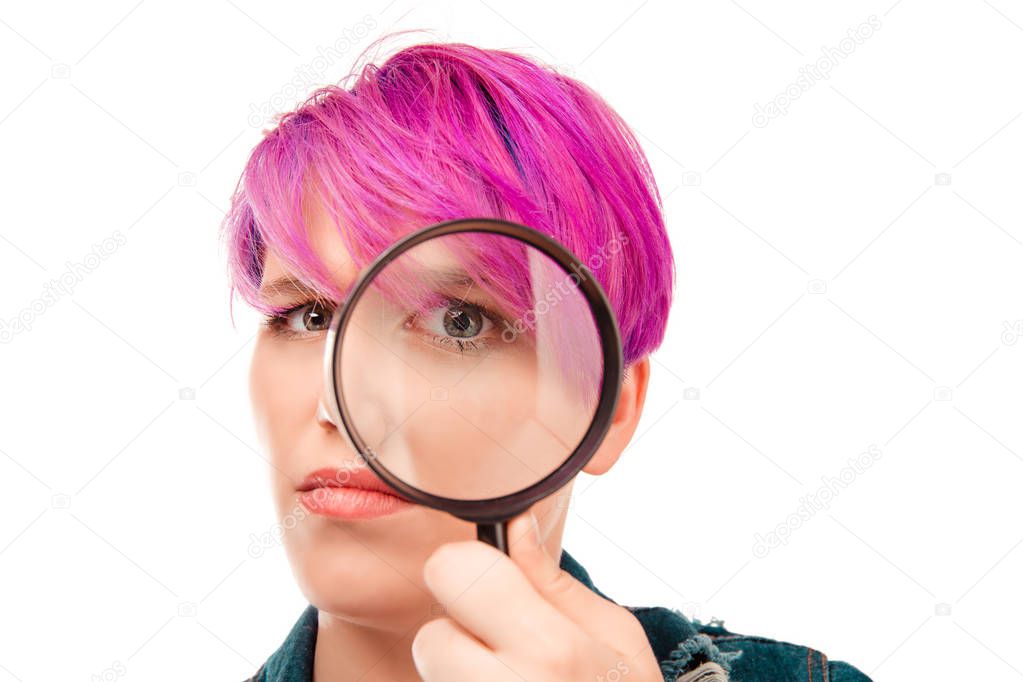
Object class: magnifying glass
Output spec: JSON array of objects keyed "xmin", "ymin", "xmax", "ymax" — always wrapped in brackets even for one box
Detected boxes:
[{"xmin": 322, "ymin": 218, "xmax": 622, "ymax": 554}]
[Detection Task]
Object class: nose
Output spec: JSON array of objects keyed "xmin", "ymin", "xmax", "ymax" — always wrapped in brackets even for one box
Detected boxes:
[{"xmin": 316, "ymin": 395, "xmax": 338, "ymax": 429}]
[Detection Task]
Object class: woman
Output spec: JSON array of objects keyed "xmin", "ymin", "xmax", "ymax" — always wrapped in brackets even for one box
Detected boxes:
[{"xmin": 220, "ymin": 33, "xmax": 870, "ymax": 682}]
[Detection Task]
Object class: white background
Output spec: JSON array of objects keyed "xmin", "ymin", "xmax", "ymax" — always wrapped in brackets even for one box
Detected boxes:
[{"xmin": 1, "ymin": 1, "xmax": 1021, "ymax": 680}]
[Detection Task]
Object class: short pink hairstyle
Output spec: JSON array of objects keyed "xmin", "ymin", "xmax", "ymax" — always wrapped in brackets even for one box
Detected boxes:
[{"xmin": 220, "ymin": 32, "xmax": 675, "ymax": 366}]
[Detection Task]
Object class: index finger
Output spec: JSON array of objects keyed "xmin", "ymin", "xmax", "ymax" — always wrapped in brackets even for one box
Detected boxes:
[{"xmin": 422, "ymin": 538, "xmax": 580, "ymax": 652}]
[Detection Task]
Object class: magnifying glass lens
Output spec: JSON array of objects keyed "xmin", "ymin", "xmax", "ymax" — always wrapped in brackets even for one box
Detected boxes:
[{"xmin": 334, "ymin": 230, "xmax": 604, "ymax": 501}]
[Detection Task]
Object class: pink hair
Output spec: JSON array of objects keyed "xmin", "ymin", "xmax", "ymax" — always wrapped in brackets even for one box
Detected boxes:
[{"xmin": 220, "ymin": 31, "xmax": 675, "ymax": 366}]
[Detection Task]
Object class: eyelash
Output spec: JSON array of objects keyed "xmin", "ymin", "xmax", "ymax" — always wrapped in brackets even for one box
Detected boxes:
[
  {"xmin": 263, "ymin": 296, "xmax": 508, "ymax": 354},
  {"xmin": 406, "ymin": 298, "xmax": 504, "ymax": 355}
]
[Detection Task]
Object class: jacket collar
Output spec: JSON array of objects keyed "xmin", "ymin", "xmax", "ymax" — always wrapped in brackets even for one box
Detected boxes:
[{"xmin": 250, "ymin": 549, "xmax": 730, "ymax": 681}]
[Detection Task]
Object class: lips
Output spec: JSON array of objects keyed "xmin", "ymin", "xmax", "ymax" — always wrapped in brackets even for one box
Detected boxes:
[
  {"xmin": 296, "ymin": 466, "xmax": 415, "ymax": 519},
  {"xmin": 297, "ymin": 466, "xmax": 408, "ymax": 498}
]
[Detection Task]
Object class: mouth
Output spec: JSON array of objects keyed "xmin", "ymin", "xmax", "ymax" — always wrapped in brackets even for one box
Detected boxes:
[{"xmin": 296, "ymin": 466, "xmax": 416, "ymax": 520}]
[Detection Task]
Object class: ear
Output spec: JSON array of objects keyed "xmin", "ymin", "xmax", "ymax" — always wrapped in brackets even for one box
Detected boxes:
[{"xmin": 581, "ymin": 355, "xmax": 651, "ymax": 476}]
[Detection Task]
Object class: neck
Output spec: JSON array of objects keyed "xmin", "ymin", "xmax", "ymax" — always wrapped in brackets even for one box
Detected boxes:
[{"xmin": 313, "ymin": 609, "xmax": 426, "ymax": 682}]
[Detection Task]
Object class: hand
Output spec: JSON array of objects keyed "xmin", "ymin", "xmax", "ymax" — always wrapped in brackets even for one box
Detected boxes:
[{"xmin": 411, "ymin": 510, "xmax": 663, "ymax": 681}]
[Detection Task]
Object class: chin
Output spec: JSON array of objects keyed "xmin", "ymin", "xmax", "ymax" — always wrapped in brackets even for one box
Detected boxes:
[
  {"xmin": 280, "ymin": 506, "xmax": 474, "ymax": 622},
  {"xmin": 286, "ymin": 534, "xmax": 424, "ymax": 618}
]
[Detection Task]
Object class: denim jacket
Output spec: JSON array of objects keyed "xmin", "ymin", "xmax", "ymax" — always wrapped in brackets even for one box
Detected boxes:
[{"xmin": 244, "ymin": 549, "xmax": 871, "ymax": 681}]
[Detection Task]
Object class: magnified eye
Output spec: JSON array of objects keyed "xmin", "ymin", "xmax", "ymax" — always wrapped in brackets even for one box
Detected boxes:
[
  {"xmin": 426, "ymin": 302, "xmax": 493, "ymax": 339},
  {"xmin": 403, "ymin": 299, "xmax": 504, "ymax": 356}
]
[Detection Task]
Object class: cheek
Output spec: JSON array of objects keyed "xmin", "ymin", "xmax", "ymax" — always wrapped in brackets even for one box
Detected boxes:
[{"xmin": 249, "ymin": 334, "xmax": 323, "ymax": 465}]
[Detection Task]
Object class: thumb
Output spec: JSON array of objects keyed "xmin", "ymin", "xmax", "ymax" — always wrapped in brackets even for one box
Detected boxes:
[{"xmin": 506, "ymin": 508, "xmax": 647, "ymax": 649}]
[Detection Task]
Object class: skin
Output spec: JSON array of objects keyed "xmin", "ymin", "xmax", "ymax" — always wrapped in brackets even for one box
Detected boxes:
[{"xmin": 249, "ymin": 197, "xmax": 660, "ymax": 681}]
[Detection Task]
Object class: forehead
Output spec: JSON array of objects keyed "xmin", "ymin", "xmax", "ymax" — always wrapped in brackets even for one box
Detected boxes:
[
  {"xmin": 259, "ymin": 195, "xmax": 478, "ymax": 299},
  {"xmin": 259, "ymin": 194, "xmax": 359, "ymax": 293}
]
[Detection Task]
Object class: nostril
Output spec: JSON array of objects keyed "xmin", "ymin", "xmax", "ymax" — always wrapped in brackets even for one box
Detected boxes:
[{"xmin": 316, "ymin": 398, "xmax": 337, "ymax": 428}]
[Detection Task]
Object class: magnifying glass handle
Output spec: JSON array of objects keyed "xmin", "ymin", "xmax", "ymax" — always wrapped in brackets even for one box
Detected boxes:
[{"xmin": 476, "ymin": 521, "xmax": 509, "ymax": 554}]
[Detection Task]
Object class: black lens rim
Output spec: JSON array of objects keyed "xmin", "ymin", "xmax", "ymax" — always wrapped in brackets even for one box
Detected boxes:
[{"xmin": 323, "ymin": 218, "xmax": 624, "ymax": 524}]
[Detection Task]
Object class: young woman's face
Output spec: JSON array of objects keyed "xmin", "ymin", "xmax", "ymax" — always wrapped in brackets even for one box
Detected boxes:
[{"xmin": 248, "ymin": 200, "xmax": 573, "ymax": 631}]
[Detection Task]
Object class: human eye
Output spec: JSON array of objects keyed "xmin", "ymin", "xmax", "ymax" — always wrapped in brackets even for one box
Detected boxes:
[
  {"xmin": 405, "ymin": 298, "xmax": 504, "ymax": 355},
  {"xmin": 262, "ymin": 299, "xmax": 336, "ymax": 339}
]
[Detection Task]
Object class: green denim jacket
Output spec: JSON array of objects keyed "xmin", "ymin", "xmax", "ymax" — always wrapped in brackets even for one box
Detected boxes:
[{"xmin": 245, "ymin": 549, "xmax": 871, "ymax": 681}]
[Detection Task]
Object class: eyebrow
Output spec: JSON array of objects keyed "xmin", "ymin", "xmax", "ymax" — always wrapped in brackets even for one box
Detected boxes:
[
  {"xmin": 421, "ymin": 270, "xmax": 474, "ymax": 289},
  {"xmin": 256, "ymin": 267, "xmax": 488, "ymax": 308},
  {"xmin": 257, "ymin": 276, "xmax": 321, "ymax": 301}
]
